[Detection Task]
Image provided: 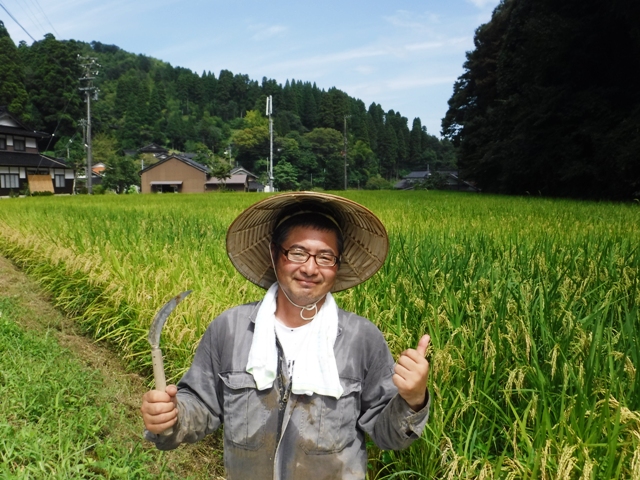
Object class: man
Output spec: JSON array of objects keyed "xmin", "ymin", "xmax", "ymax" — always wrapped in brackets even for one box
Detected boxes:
[{"xmin": 141, "ymin": 192, "xmax": 431, "ymax": 479}]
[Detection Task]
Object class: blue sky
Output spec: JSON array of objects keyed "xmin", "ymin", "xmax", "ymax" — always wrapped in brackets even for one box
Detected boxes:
[{"xmin": 2, "ymin": 0, "xmax": 501, "ymax": 137}]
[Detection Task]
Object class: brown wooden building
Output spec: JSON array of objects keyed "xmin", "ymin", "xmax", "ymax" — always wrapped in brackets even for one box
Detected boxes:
[
  {"xmin": 0, "ymin": 107, "xmax": 74, "ymax": 196},
  {"xmin": 140, "ymin": 154, "xmax": 210, "ymax": 193}
]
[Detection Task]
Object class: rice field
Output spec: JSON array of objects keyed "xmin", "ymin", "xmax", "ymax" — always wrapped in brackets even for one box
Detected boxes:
[{"xmin": 0, "ymin": 191, "xmax": 638, "ymax": 479}]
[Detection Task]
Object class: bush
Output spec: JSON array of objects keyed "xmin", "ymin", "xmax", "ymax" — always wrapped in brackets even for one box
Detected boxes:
[
  {"xmin": 30, "ymin": 191, "xmax": 54, "ymax": 197},
  {"xmin": 364, "ymin": 175, "xmax": 393, "ymax": 190}
]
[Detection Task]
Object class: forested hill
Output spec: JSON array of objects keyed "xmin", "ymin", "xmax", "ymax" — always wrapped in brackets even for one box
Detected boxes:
[
  {"xmin": 0, "ymin": 21, "xmax": 455, "ymax": 191},
  {"xmin": 442, "ymin": 0, "xmax": 640, "ymax": 200}
]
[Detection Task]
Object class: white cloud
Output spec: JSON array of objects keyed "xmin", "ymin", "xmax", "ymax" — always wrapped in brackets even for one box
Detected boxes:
[
  {"xmin": 347, "ymin": 74, "xmax": 456, "ymax": 98},
  {"xmin": 249, "ymin": 24, "xmax": 288, "ymax": 41},
  {"xmin": 384, "ymin": 10, "xmax": 441, "ymax": 30},
  {"xmin": 404, "ymin": 37, "xmax": 469, "ymax": 52},
  {"xmin": 354, "ymin": 65, "xmax": 376, "ymax": 75},
  {"xmin": 266, "ymin": 45, "xmax": 388, "ymax": 72},
  {"xmin": 386, "ymin": 75, "xmax": 457, "ymax": 90},
  {"xmin": 466, "ymin": 0, "xmax": 499, "ymax": 8}
]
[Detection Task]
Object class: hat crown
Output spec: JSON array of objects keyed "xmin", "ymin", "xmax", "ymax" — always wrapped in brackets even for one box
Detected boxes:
[{"xmin": 226, "ymin": 192, "xmax": 389, "ymax": 292}]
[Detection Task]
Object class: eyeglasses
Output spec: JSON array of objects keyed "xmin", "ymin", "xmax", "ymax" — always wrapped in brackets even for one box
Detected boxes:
[{"xmin": 278, "ymin": 246, "xmax": 339, "ymax": 267}]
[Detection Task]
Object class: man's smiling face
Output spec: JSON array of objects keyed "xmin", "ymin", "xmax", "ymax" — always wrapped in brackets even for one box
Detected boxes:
[{"xmin": 273, "ymin": 225, "xmax": 339, "ymax": 308}]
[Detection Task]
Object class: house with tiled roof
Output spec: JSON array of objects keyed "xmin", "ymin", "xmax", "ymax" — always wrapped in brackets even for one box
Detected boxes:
[
  {"xmin": 139, "ymin": 154, "xmax": 265, "ymax": 194},
  {"xmin": 395, "ymin": 167, "xmax": 479, "ymax": 192},
  {"xmin": 205, "ymin": 166, "xmax": 264, "ymax": 192},
  {"xmin": 138, "ymin": 143, "xmax": 168, "ymax": 155},
  {"xmin": 0, "ymin": 107, "xmax": 74, "ymax": 196},
  {"xmin": 139, "ymin": 154, "xmax": 210, "ymax": 193}
]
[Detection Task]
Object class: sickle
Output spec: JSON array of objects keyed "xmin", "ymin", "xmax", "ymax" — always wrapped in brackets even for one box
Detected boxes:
[{"xmin": 148, "ymin": 290, "xmax": 192, "ymax": 435}]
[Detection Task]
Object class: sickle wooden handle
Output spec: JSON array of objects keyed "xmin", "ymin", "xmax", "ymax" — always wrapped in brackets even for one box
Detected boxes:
[{"xmin": 151, "ymin": 346, "xmax": 173, "ymax": 436}]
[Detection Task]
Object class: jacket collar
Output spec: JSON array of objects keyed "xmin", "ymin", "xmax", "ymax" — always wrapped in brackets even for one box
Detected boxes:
[{"xmin": 249, "ymin": 296, "xmax": 344, "ymax": 338}]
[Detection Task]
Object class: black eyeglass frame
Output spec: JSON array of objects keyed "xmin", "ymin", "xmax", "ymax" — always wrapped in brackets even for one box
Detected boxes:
[{"xmin": 277, "ymin": 245, "xmax": 340, "ymax": 268}]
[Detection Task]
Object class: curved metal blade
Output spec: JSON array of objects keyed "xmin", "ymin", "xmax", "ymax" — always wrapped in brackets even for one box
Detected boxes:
[{"xmin": 148, "ymin": 290, "xmax": 192, "ymax": 348}]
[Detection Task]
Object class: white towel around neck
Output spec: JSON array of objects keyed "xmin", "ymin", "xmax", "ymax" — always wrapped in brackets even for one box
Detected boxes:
[{"xmin": 246, "ymin": 282, "xmax": 344, "ymax": 399}]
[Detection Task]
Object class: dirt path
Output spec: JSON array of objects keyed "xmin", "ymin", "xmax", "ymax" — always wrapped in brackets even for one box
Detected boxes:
[{"xmin": 0, "ymin": 255, "xmax": 225, "ymax": 479}]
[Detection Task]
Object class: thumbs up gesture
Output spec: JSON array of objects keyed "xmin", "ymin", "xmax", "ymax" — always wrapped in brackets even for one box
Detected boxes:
[{"xmin": 393, "ymin": 334, "xmax": 431, "ymax": 411}]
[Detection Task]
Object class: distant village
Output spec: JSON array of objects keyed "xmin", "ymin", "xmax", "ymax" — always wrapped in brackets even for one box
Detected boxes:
[{"xmin": 1, "ymin": 107, "xmax": 477, "ymax": 197}]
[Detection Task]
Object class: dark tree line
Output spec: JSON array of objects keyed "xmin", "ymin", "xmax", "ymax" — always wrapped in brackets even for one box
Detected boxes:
[
  {"xmin": 0, "ymin": 21, "xmax": 455, "ymax": 190},
  {"xmin": 442, "ymin": 0, "xmax": 640, "ymax": 200}
]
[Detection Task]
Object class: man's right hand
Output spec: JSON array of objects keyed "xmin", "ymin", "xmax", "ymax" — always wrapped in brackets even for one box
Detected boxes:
[{"xmin": 141, "ymin": 384, "xmax": 178, "ymax": 434}]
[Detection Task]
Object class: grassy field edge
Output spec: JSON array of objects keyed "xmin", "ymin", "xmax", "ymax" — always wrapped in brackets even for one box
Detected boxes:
[{"xmin": 0, "ymin": 254, "xmax": 225, "ymax": 479}]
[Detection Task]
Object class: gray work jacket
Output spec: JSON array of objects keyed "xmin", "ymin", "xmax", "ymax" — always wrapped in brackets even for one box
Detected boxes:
[{"xmin": 146, "ymin": 301, "xmax": 430, "ymax": 479}]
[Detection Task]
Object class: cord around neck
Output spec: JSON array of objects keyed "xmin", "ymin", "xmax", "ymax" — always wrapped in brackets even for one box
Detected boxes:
[{"xmin": 269, "ymin": 247, "xmax": 323, "ymax": 322}]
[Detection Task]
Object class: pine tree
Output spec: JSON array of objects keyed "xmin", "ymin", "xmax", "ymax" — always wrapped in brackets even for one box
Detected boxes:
[
  {"xmin": 21, "ymin": 34, "xmax": 83, "ymax": 135},
  {"xmin": 409, "ymin": 118, "xmax": 423, "ymax": 168},
  {"xmin": 300, "ymin": 84, "xmax": 318, "ymax": 130},
  {"xmin": 148, "ymin": 82, "xmax": 166, "ymax": 125},
  {"xmin": 0, "ymin": 22, "xmax": 28, "ymax": 117},
  {"xmin": 282, "ymin": 79, "xmax": 299, "ymax": 115}
]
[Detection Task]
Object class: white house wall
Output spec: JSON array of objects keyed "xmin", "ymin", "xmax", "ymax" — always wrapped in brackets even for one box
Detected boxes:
[
  {"xmin": 51, "ymin": 168, "xmax": 66, "ymax": 178},
  {"xmin": 0, "ymin": 167, "xmax": 22, "ymax": 174},
  {"xmin": 0, "ymin": 117, "xmax": 19, "ymax": 127}
]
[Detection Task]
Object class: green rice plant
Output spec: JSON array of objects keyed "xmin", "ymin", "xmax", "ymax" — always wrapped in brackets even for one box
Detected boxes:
[
  {"xmin": 0, "ymin": 191, "xmax": 638, "ymax": 479},
  {"xmin": 0, "ymin": 297, "xmax": 179, "ymax": 479}
]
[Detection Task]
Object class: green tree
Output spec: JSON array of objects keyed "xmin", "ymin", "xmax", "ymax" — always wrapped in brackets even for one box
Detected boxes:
[
  {"xmin": 189, "ymin": 141, "xmax": 232, "ymax": 185},
  {"xmin": 233, "ymin": 119, "xmax": 269, "ymax": 171},
  {"xmin": 101, "ymin": 155, "xmax": 139, "ymax": 193},
  {"xmin": 364, "ymin": 174, "xmax": 393, "ymax": 190},
  {"xmin": 319, "ymin": 88, "xmax": 348, "ymax": 131},
  {"xmin": 377, "ymin": 121, "xmax": 399, "ymax": 180},
  {"xmin": 283, "ymin": 131, "xmax": 317, "ymax": 185},
  {"xmin": 53, "ymin": 134, "xmax": 85, "ymax": 192},
  {"xmin": 0, "ymin": 22, "xmax": 28, "ymax": 117},
  {"xmin": 274, "ymin": 160, "xmax": 300, "ymax": 191},
  {"xmin": 148, "ymin": 81, "xmax": 166, "ymax": 125},
  {"xmin": 21, "ymin": 34, "xmax": 83, "ymax": 135},
  {"xmin": 305, "ymin": 128, "xmax": 344, "ymax": 189},
  {"xmin": 348, "ymin": 140, "xmax": 377, "ymax": 187},
  {"xmin": 409, "ymin": 118, "xmax": 423, "ymax": 169},
  {"xmin": 209, "ymin": 157, "xmax": 232, "ymax": 184},
  {"xmin": 91, "ymin": 133, "xmax": 120, "ymax": 165},
  {"xmin": 300, "ymin": 83, "xmax": 318, "ymax": 129},
  {"xmin": 443, "ymin": 0, "xmax": 640, "ymax": 199},
  {"xmin": 197, "ymin": 111, "xmax": 224, "ymax": 151},
  {"xmin": 282, "ymin": 79, "xmax": 299, "ymax": 115}
]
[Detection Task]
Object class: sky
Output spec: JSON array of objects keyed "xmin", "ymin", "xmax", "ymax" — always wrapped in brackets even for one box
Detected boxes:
[{"xmin": 1, "ymin": 0, "xmax": 501, "ymax": 137}]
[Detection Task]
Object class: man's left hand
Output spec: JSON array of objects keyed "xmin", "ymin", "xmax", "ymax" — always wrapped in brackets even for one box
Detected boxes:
[{"xmin": 393, "ymin": 334, "xmax": 431, "ymax": 411}]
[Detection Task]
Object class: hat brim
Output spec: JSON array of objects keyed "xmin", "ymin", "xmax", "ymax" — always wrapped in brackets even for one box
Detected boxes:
[{"xmin": 226, "ymin": 192, "xmax": 389, "ymax": 292}]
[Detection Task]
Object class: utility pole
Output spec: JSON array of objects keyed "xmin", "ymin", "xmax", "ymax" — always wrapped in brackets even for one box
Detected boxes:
[
  {"xmin": 266, "ymin": 95, "xmax": 274, "ymax": 192},
  {"xmin": 78, "ymin": 118, "xmax": 87, "ymax": 194},
  {"xmin": 343, "ymin": 115, "xmax": 351, "ymax": 190},
  {"xmin": 78, "ymin": 55, "xmax": 100, "ymax": 194}
]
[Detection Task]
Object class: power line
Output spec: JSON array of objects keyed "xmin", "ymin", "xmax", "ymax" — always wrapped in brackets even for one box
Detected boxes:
[
  {"xmin": 0, "ymin": 1, "xmax": 36, "ymax": 41},
  {"xmin": 28, "ymin": 0, "xmax": 58, "ymax": 36},
  {"xmin": 12, "ymin": 0, "xmax": 47, "ymax": 37}
]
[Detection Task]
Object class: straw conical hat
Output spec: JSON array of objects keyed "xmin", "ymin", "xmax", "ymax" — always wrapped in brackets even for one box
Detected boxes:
[{"xmin": 226, "ymin": 192, "xmax": 389, "ymax": 292}]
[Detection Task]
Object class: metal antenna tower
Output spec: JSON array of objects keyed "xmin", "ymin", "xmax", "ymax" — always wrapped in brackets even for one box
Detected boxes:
[
  {"xmin": 78, "ymin": 55, "xmax": 100, "ymax": 194},
  {"xmin": 266, "ymin": 95, "xmax": 274, "ymax": 192}
]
